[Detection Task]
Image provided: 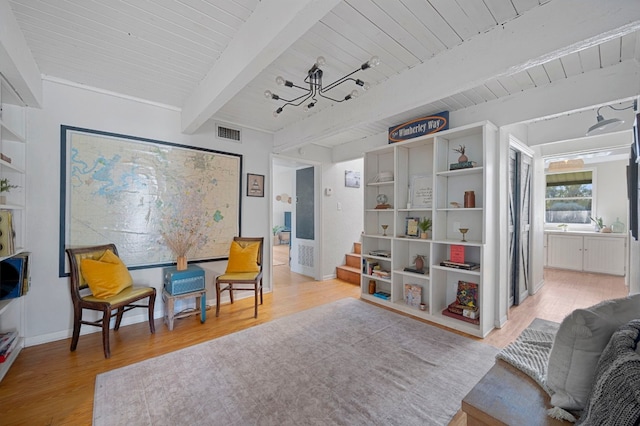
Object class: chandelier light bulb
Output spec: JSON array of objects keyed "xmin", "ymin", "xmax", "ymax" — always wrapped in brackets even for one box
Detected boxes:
[
  {"xmin": 362, "ymin": 81, "xmax": 370, "ymax": 90},
  {"xmin": 315, "ymin": 56, "xmax": 326, "ymax": 66},
  {"xmin": 264, "ymin": 90, "xmax": 273, "ymax": 99},
  {"xmin": 273, "ymin": 110, "xmax": 280, "ymax": 118},
  {"xmin": 275, "ymin": 76, "xmax": 285, "ymax": 86},
  {"xmin": 368, "ymin": 56, "xmax": 380, "ymax": 68},
  {"xmin": 350, "ymin": 90, "xmax": 359, "ymax": 98}
]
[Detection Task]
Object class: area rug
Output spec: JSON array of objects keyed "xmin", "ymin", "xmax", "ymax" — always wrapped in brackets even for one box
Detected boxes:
[{"xmin": 94, "ymin": 298, "xmax": 499, "ymax": 425}]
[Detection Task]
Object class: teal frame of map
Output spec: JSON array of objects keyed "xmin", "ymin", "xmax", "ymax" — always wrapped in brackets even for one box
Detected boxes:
[{"xmin": 59, "ymin": 126, "xmax": 242, "ymax": 276}]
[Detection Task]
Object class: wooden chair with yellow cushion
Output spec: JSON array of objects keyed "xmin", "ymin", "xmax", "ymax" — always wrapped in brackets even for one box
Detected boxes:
[
  {"xmin": 216, "ymin": 237, "xmax": 264, "ymax": 318},
  {"xmin": 65, "ymin": 244, "xmax": 156, "ymax": 358}
]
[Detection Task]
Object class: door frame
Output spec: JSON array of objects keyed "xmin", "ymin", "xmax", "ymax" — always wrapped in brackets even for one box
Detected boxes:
[{"xmin": 270, "ymin": 154, "xmax": 322, "ymax": 282}]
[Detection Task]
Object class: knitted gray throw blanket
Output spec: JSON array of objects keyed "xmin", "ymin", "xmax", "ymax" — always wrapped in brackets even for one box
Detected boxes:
[
  {"xmin": 576, "ymin": 320, "xmax": 640, "ymax": 426},
  {"xmin": 496, "ymin": 327, "xmax": 555, "ymax": 394}
]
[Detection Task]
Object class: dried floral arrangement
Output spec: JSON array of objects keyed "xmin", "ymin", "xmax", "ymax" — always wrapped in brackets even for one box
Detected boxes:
[{"xmin": 160, "ymin": 189, "xmax": 212, "ymax": 258}]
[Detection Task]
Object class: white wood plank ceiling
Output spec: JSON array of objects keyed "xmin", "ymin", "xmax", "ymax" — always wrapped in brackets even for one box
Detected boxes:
[{"xmin": 5, "ymin": 0, "xmax": 640, "ymax": 151}]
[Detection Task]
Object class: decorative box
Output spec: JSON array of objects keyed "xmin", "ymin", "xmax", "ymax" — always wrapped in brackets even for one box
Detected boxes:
[{"xmin": 163, "ymin": 265, "xmax": 205, "ymax": 295}]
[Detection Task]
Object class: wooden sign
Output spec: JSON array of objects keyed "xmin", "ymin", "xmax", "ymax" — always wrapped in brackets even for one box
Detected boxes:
[{"xmin": 388, "ymin": 111, "xmax": 449, "ymax": 143}]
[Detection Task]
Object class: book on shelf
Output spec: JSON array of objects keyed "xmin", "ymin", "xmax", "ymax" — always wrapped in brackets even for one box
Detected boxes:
[
  {"xmin": 372, "ymin": 291, "xmax": 390, "ymax": 301},
  {"xmin": 441, "ymin": 308, "xmax": 480, "ymax": 325},
  {"xmin": 371, "ymin": 270, "xmax": 390, "ymax": 278},
  {"xmin": 449, "ymin": 161, "xmax": 475, "ymax": 170},
  {"xmin": 403, "ymin": 267, "xmax": 427, "ymax": 274},
  {"xmin": 362, "ymin": 259, "xmax": 379, "ymax": 275},
  {"xmin": 450, "ymin": 245, "xmax": 465, "ymax": 263},
  {"xmin": 0, "ymin": 330, "xmax": 19, "ymax": 362},
  {"xmin": 0, "ymin": 330, "xmax": 18, "ymax": 352},
  {"xmin": 447, "ymin": 303, "xmax": 479, "ymax": 319},
  {"xmin": 455, "ymin": 281, "xmax": 478, "ymax": 309},
  {"xmin": 0, "ymin": 210, "xmax": 16, "ymax": 256},
  {"xmin": 439, "ymin": 260, "xmax": 480, "ymax": 270},
  {"xmin": 404, "ymin": 284, "xmax": 422, "ymax": 307},
  {"xmin": 0, "ymin": 153, "xmax": 11, "ymax": 163},
  {"xmin": 368, "ymin": 250, "xmax": 391, "ymax": 258}
]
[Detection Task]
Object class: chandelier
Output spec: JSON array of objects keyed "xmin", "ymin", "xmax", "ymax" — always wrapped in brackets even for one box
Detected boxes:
[{"xmin": 264, "ymin": 55, "xmax": 380, "ymax": 117}]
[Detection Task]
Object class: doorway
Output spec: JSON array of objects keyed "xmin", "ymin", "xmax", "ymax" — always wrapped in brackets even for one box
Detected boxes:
[
  {"xmin": 508, "ymin": 139, "xmax": 533, "ymax": 307},
  {"xmin": 271, "ymin": 156, "xmax": 321, "ymax": 280}
]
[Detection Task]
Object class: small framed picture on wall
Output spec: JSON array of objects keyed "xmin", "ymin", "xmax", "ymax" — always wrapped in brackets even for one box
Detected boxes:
[{"xmin": 247, "ymin": 173, "xmax": 265, "ymax": 197}]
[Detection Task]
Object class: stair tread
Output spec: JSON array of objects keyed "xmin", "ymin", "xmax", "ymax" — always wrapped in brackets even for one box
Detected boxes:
[{"xmin": 337, "ymin": 265, "xmax": 361, "ymax": 273}]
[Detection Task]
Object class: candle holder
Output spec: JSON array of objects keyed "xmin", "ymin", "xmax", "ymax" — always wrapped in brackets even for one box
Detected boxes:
[
  {"xmin": 381, "ymin": 224, "xmax": 389, "ymax": 236},
  {"xmin": 459, "ymin": 228, "xmax": 469, "ymax": 242}
]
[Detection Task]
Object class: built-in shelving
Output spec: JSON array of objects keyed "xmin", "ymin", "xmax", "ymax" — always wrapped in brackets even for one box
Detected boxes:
[
  {"xmin": 361, "ymin": 121, "xmax": 498, "ymax": 337},
  {"xmin": 0, "ymin": 77, "xmax": 28, "ymax": 382}
]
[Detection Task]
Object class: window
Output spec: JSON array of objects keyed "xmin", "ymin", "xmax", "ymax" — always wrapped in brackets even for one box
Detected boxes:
[{"xmin": 545, "ymin": 171, "xmax": 593, "ymax": 224}]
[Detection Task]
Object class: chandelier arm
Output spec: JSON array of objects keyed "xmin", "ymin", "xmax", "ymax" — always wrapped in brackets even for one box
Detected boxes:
[
  {"xmin": 322, "ymin": 68, "xmax": 361, "ymax": 92},
  {"xmin": 276, "ymin": 91, "xmax": 313, "ymax": 104},
  {"xmin": 280, "ymin": 93, "xmax": 315, "ymax": 110},
  {"xmin": 318, "ymin": 92, "xmax": 348, "ymax": 103},
  {"xmin": 288, "ymin": 82, "xmax": 312, "ymax": 91}
]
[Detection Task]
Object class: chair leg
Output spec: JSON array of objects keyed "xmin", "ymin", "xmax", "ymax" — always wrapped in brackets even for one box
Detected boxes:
[
  {"xmin": 102, "ymin": 308, "xmax": 112, "ymax": 359},
  {"xmin": 114, "ymin": 307, "xmax": 125, "ymax": 330},
  {"xmin": 228, "ymin": 284, "xmax": 234, "ymax": 303},
  {"xmin": 254, "ymin": 283, "xmax": 259, "ymax": 318},
  {"xmin": 70, "ymin": 306, "xmax": 82, "ymax": 352},
  {"xmin": 148, "ymin": 292, "xmax": 156, "ymax": 334},
  {"xmin": 259, "ymin": 278, "xmax": 263, "ymax": 305},
  {"xmin": 215, "ymin": 280, "xmax": 221, "ymax": 317}
]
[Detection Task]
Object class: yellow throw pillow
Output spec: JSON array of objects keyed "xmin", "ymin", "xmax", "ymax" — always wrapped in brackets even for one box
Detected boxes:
[
  {"xmin": 80, "ymin": 249, "xmax": 133, "ymax": 298},
  {"xmin": 225, "ymin": 241, "xmax": 260, "ymax": 273}
]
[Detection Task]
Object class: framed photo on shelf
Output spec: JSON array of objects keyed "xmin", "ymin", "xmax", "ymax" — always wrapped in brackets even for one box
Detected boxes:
[
  {"xmin": 411, "ymin": 175, "xmax": 433, "ymax": 208},
  {"xmin": 247, "ymin": 173, "xmax": 265, "ymax": 197},
  {"xmin": 405, "ymin": 217, "xmax": 420, "ymax": 237}
]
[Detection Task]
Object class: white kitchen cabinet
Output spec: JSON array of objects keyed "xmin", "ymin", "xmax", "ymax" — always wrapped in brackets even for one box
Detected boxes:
[
  {"xmin": 547, "ymin": 234, "xmax": 584, "ymax": 271},
  {"xmin": 583, "ymin": 236, "xmax": 626, "ymax": 276},
  {"xmin": 546, "ymin": 232, "xmax": 626, "ymax": 276}
]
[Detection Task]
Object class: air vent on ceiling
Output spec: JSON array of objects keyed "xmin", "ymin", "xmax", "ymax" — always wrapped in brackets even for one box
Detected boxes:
[{"xmin": 216, "ymin": 124, "xmax": 241, "ymax": 142}]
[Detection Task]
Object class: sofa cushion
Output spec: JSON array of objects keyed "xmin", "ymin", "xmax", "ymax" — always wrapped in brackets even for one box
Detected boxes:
[{"xmin": 547, "ymin": 294, "xmax": 640, "ymax": 410}]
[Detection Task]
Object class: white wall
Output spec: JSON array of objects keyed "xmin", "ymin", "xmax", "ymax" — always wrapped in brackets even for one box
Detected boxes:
[
  {"xmin": 594, "ymin": 160, "xmax": 629, "ymax": 228},
  {"xmin": 24, "ymin": 80, "xmax": 272, "ymax": 346},
  {"xmin": 321, "ymin": 158, "xmax": 363, "ymax": 279},
  {"xmin": 272, "ymin": 165, "xmax": 293, "ymax": 231}
]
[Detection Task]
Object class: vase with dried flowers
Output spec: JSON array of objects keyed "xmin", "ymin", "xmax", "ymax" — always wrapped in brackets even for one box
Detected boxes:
[
  {"xmin": 160, "ymin": 191, "xmax": 210, "ymax": 270},
  {"xmin": 453, "ymin": 145, "xmax": 467, "ymax": 163}
]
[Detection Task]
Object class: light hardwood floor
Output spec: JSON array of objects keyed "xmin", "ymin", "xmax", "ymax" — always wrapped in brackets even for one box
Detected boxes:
[{"xmin": 0, "ymin": 262, "xmax": 628, "ymax": 425}]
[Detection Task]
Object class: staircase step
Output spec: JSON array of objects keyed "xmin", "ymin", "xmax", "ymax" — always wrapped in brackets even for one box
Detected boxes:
[
  {"xmin": 354, "ymin": 242, "xmax": 361, "ymax": 254},
  {"xmin": 336, "ymin": 265, "xmax": 361, "ymax": 285},
  {"xmin": 345, "ymin": 252, "xmax": 361, "ymax": 268}
]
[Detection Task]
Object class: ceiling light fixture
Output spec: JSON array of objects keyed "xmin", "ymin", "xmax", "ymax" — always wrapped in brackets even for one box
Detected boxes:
[
  {"xmin": 265, "ymin": 55, "xmax": 379, "ymax": 117},
  {"xmin": 586, "ymin": 100, "xmax": 637, "ymax": 136}
]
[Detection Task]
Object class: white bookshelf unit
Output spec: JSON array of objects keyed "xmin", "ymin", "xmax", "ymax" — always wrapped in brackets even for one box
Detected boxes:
[
  {"xmin": 0, "ymin": 78, "xmax": 28, "ymax": 382},
  {"xmin": 361, "ymin": 121, "xmax": 498, "ymax": 337}
]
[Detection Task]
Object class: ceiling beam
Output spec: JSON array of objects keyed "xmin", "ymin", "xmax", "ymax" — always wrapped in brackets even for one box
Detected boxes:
[
  {"xmin": 0, "ymin": 0, "xmax": 42, "ymax": 107},
  {"xmin": 181, "ymin": 0, "xmax": 340, "ymax": 134},
  {"xmin": 273, "ymin": 0, "xmax": 640, "ymax": 152},
  {"xmin": 454, "ymin": 60, "xmax": 640, "ymax": 142}
]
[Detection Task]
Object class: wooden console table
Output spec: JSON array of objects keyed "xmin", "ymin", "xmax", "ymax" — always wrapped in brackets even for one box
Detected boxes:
[{"xmin": 162, "ymin": 288, "xmax": 207, "ymax": 331}]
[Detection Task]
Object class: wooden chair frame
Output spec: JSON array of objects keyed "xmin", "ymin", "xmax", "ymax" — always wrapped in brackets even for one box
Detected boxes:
[
  {"xmin": 65, "ymin": 244, "xmax": 156, "ymax": 358},
  {"xmin": 215, "ymin": 237, "xmax": 264, "ymax": 318}
]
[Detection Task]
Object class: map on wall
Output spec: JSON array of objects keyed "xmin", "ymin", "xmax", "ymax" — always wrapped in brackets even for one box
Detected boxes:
[{"xmin": 59, "ymin": 126, "xmax": 242, "ymax": 276}]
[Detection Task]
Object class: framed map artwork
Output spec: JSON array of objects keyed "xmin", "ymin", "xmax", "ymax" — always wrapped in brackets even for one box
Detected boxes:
[{"xmin": 59, "ymin": 126, "xmax": 242, "ymax": 276}]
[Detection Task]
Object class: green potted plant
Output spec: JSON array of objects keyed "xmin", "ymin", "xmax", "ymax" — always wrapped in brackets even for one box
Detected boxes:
[
  {"xmin": 418, "ymin": 217, "xmax": 432, "ymax": 239},
  {"xmin": 0, "ymin": 178, "xmax": 18, "ymax": 204},
  {"xmin": 590, "ymin": 216, "xmax": 604, "ymax": 231}
]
